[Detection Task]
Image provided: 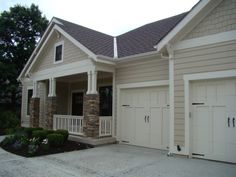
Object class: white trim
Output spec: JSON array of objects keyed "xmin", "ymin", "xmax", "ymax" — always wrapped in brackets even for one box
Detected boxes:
[
  {"xmin": 70, "ymin": 90, "xmax": 85, "ymax": 116},
  {"xmin": 116, "ymin": 80, "xmax": 169, "ymax": 141},
  {"xmin": 183, "ymin": 69, "xmax": 236, "ymax": 156},
  {"xmin": 86, "ymin": 71, "xmax": 92, "ymax": 94},
  {"xmin": 112, "ymin": 73, "xmax": 116, "ymax": 137},
  {"xmin": 169, "ymin": 58, "xmax": 175, "ymax": 154},
  {"xmin": 174, "ymin": 30, "xmax": 236, "ymax": 50},
  {"xmin": 48, "ymin": 77, "xmax": 56, "ymax": 97},
  {"xmin": 113, "ymin": 37, "xmax": 118, "ymax": 58},
  {"xmin": 32, "ymin": 81, "xmax": 39, "ymax": 98},
  {"xmin": 91, "ymin": 70, "xmax": 98, "ymax": 94},
  {"xmin": 117, "ymin": 80, "xmax": 169, "ymax": 89},
  {"xmin": 31, "ymin": 59, "xmax": 94, "ymax": 81},
  {"xmin": 54, "ymin": 41, "xmax": 64, "ymax": 64}
]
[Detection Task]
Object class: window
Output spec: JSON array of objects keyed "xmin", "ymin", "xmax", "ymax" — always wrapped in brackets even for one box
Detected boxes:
[
  {"xmin": 27, "ymin": 89, "xmax": 33, "ymax": 116},
  {"xmin": 99, "ymin": 86, "xmax": 112, "ymax": 116},
  {"xmin": 54, "ymin": 42, "xmax": 63, "ymax": 63}
]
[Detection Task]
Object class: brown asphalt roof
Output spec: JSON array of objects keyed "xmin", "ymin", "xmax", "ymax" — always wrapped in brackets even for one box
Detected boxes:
[{"xmin": 55, "ymin": 12, "xmax": 187, "ymax": 58}]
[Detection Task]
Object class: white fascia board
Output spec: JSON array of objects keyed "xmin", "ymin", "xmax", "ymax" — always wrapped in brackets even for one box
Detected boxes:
[
  {"xmin": 17, "ymin": 19, "xmax": 56, "ymax": 81},
  {"xmin": 31, "ymin": 59, "xmax": 94, "ymax": 81},
  {"xmin": 174, "ymin": 30, "xmax": 236, "ymax": 50},
  {"xmin": 154, "ymin": 0, "xmax": 211, "ymax": 52},
  {"xmin": 116, "ymin": 50, "xmax": 161, "ymax": 63},
  {"xmin": 117, "ymin": 80, "xmax": 169, "ymax": 89}
]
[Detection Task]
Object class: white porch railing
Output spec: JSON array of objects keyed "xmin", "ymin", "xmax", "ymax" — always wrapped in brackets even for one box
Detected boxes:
[
  {"xmin": 99, "ymin": 116, "xmax": 112, "ymax": 137},
  {"xmin": 53, "ymin": 115, "xmax": 84, "ymax": 135}
]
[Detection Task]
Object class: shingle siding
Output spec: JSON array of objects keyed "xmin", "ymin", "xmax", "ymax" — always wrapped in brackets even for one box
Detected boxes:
[{"xmin": 185, "ymin": 0, "xmax": 236, "ymax": 40}]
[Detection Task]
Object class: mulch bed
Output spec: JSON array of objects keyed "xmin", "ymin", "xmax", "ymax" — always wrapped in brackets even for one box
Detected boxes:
[{"xmin": 0, "ymin": 141, "xmax": 93, "ymax": 157}]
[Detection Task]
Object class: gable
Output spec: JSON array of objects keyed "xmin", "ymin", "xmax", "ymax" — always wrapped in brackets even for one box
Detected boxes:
[
  {"xmin": 184, "ymin": 0, "xmax": 236, "ymax": 40},
  {"xmin": 31, "ymin": 31, "xmax": 88, "ymax": 73}
]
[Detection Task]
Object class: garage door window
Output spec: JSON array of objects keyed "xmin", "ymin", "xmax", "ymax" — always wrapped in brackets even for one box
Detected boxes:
[{"xmin": 99, "ymin": 86, "xmax": 112, "ymax": 116}]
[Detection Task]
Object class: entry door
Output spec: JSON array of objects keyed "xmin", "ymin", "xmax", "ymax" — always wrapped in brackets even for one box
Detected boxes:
[
  {"xmin": 120, "ymin": 86, "xmax": 169, "ymax": 150},
  {"xmin": 192, "ymin": 79, "xmax": 236, "ymax": 163},
  {"xmin": 72, "ymin": 92, "xmax": 84, "ymax": 116}
]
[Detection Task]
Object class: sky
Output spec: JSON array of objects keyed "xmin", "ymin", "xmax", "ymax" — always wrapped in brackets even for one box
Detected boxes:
[{"xmin": 0, "ymin": 0, "xmax": 199, "ymax": 36}]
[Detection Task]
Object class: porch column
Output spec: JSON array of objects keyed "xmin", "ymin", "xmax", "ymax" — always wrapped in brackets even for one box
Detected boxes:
[
  {"xmin": 84, "ymin": 69, "xmax": 99, "ymax": 138},
  {"xmin": 30, "ymin": 81, "xmax": 40, "ymax": 127},
  {"xmin": 45, "ymin": 77, "xmax": 57, "ymax": 129}
]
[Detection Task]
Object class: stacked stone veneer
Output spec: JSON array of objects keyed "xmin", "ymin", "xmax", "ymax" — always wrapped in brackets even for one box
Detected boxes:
[
  {"xmin": 45, "ymin": 97, "xmax": 57, "ymax": 129},
  {"xmin": 29, "ymin": 98, "xmax": 40, "ymax": 127},
  {"xmin": 83, "ymin": 94, "xmax": 100, "ymax": 138}
]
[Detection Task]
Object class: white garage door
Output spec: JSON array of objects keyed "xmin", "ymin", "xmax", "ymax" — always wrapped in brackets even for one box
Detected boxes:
[
  {"xmin": 192, "ymin": 78, "xmax": 236, "ymax": 163},
  {"xmin": 120, "ymin": 86, "xmax": 169, "ymax": 150}
]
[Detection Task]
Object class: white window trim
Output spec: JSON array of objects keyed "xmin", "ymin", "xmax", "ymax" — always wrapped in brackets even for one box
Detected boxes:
[
  {"xmin": 54, "ymin": 41, "xmax": 64, "ymax": 64},
  {"xmin": 116, "ymin": 80, "xmax": 169, "ymax": 141},
  {"xmin": 183, "ymin": 69, "xmax": 236, "ymax": 157},
  {"xmin": 26, "ymin": 86, "xmax": 33, "ymax": 116}
]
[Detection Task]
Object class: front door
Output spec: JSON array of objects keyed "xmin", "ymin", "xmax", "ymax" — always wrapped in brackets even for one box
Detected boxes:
[{"xmin": 72, "ymin": 92, "xmax": 84, "ymax": 116}]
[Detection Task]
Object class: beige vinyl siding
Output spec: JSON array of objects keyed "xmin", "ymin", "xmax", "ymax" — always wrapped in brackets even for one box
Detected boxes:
[
  {"xmin": 116, "ymin": 56, "xmax": 169, "ymax": 84},
  {"xmin": 21, "ymin": 80, "xmax": 33, "ymax": 127},
  {"xmin": 173, "ymin": 40, "xmax": 236, "ymax": 146},
  {"xmin": 184, "ymin": 0, "xmax": 236, "ymax": 40},
  {"xmin": 32, "ymin": 32, "xmax": 88, "ymax": 73}
]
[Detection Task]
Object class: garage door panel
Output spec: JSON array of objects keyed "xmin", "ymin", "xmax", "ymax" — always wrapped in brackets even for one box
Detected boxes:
[
  {"xmin": 121, "ymin": 107, "xmax": 135, "ymax": 143},
  {"xmin": 193, "ymin": 106, "xmax": 210, "ymax": 155},
  {"xmin": 149, "ymin": 107, "xmax": 162, "ymax": 148},
  {"xmin": 212, "ymin": 106, "xmax": 226, "ymax": 157},
  {"xmin": 162, "ymin": 107, "xmax": 170, "ymax": 149}
]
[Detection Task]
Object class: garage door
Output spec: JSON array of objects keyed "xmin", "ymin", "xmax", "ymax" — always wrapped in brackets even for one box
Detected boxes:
[
  {"xmin": 120, "ymin": 86, "xmax": 169, "ymax": 150},
  {"xmin": 192, "ymin": 78, "xmax": 236, "ymax": 163}
]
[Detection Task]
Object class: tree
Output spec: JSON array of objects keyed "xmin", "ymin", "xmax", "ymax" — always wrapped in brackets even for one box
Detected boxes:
[{"xmin": 0, "ymin": 4, "xmax": 48, "ymax": 109}]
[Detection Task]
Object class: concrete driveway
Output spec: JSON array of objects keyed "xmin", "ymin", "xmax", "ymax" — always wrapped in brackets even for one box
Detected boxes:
[{"xmin": 0, "ymin": 140, "xmax": 235, "ymax": 177}]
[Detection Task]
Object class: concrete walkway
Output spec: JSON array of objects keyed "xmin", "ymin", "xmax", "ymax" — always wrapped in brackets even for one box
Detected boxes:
[{"xmin": 0, "ymin": 138, "xmax": 235, "ymax": 177}]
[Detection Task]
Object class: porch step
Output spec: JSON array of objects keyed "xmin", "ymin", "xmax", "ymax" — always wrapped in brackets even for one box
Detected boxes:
[{"xmin": 68, "ymin": 135, "xmax": 117, "ymax": 146}]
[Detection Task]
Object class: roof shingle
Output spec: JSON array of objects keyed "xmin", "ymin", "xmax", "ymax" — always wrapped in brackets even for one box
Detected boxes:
[{"xmin": 55, "ymin": 12, "xmax": 187, "ymax": 58}]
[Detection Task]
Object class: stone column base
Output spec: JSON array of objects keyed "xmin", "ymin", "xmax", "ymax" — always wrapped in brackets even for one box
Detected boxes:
[
  {"xmin": 29, "ymin": 97, "xmax": 40, "ymax": 127},
  {"xmin": 83, "ymin": 94, "xmax": 99, "ymax": 138},
  {"xmin": 45, "ymin": 97, "xmax": 57, "ymax": 129}
]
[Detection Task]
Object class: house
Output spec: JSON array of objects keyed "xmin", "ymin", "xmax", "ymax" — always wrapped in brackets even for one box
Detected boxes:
[{"xmin": 18, "ymin": 0, "xmax": 236, "ymax": 163}]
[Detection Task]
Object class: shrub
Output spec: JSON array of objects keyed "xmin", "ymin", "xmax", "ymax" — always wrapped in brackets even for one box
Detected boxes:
[
  {"xmin": 24, "ymin": 127, "xmax": 43, "ymax": 138},
  {"xmin": 47, "ymin": 133, "xmax": 64, "ymax": 147},
  {"xmin": 32, "ymin": 130, "xmax": 47, "ymax": 141},
  {"xmin": 19, "ymin": 135, "xmax": 29, "ymax": 147},
  {"xmin": 55, "ymin": 129, "xmax": 69, "ymax": 142},
  {"xmin": 45, "ymin": 129, "xmax": 55, "ymax": 135},
  {"xmin": 12, "ymin": 140, "xmax": 22, "ymax": 150},
  {"xmin": 1, "ymin": 135, "xmax": 16, "ymax": 146}
]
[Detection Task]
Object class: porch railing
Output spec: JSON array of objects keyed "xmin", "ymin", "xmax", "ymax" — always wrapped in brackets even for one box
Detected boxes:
[
  {"xmin": 99, "ymin": 116, "xmax": 112, "ymax": 137},
  {"xmin": 53, "ymin": 115, "xmax": 84, "ymax": 135}
]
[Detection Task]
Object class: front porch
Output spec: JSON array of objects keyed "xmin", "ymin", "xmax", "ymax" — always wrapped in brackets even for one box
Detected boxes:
[{"xmin": 29, "ymin": 62, "xmax": 116, "ymax": 145}]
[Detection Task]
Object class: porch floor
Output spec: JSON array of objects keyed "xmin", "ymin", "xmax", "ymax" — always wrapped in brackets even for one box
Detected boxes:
[{"xmin": 68, "ymin": 135, "xmax": 117, "ymax": 146}]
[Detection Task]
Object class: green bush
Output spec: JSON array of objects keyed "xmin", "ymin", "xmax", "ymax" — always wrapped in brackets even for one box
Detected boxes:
[
  {"xmin": 32, "ymin": 130, "xmax": 47, "ymax": 141},
  {"xmin": 47, "ymin": 133, "xmax": 64, "ymax": 147},
  {"xmin": 1, "ymin": 135, "xmax": 16, "ymax": 146},
  {"xmin": 45, "ymin": 129, "xmax": 55, "ymax": 135},
  {"xmin": 55, "ymin": 129, "xmax": 69, "ymax": 142},
  {"xmin": 24, "ymin": 127, "xmax": 43, "ymax": 138}
]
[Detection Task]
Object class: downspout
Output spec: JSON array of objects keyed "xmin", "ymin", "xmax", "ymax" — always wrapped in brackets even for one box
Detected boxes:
[{"xmin": 165, "ymin": 43, "xmax": 175, "ymax": 156}]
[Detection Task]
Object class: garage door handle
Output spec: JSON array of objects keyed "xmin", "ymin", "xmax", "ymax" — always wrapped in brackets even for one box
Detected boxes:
[
  {"xmin": 233, "ymin": 118, "xmax": 235, "ymax": 128},
  {"xmin": 228, "ymin": 117, "xmax": 230, "ymax": 127},
  {"xmin": 144, "ymin": 116, "xmax": 147, "ymax": 123},
  {"xmin": 147, "ymin": 116, "xmax": 149, "ymax": 123}
]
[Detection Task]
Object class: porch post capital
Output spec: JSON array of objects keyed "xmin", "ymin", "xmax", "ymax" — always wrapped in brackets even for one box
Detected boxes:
[
  {"xmin": 48, "ymin": 77, "xmax": 57, "ymax": 97},
  {"xmin": 86, "ymin": 71, "xmax": 92, "ymax": 94},
  {"xmin": 32, "ymin": 80, "xmax": 39, "ymax": 98},
  {"xmin": 91, "ymin": 69, "xmax": 98, "ymax": 94}
]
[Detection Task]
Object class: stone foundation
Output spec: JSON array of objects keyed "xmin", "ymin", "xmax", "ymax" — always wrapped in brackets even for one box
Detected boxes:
[
  {"xmin": 83, "ymin": 94, "xmax": 99, "ymax": 138},
  {"xmin": 45, "ymin": 97, "xmax": 57, "ymax": 129},
  {"xmin": 29, "ymin": 98, "xmax": 40, "ymax": 127}
]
